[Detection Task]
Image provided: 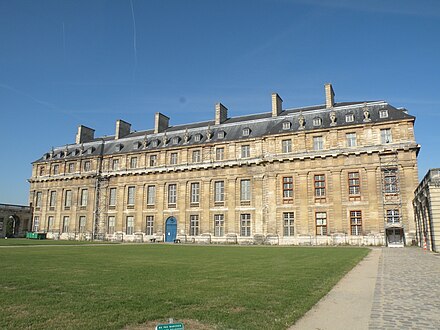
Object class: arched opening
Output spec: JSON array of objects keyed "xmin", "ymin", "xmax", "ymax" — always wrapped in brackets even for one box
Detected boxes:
[
  {"xmin": 6, "ymin": 215, "xmax": 20, "ymax": 238},
  {"xmin": 165, "ymin": 217, "xmax": 177, "ymax": 242}
]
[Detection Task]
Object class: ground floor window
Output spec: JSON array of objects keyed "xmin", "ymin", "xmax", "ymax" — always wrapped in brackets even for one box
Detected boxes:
[
  {"xmin": 126, "ymin": 216, "xmax": 134, "ymax": 235},
  {"xmin": 79, "ymin": 216, "xmax": 86, "ymax": 233},
  {"xmin": 62, "ymin": 216, "xmax": 70, "ymax": 233},
  {"xmin": 33, "ymin": 216, "xmax": 40, "ymax": 232},
  {"xmin": 190, "ymin": 215, "xmax": 199, "ymax": 236},
  {"xmin": 283, "ymin": 212, "xmax": 294, "ymax": 236},
  {"xmin": 214, "ymin": 214, "xmax": 224, "ymax": 237},
  {"xmin": 240, "ymin": 214, "xmax": 251, "ymax": 237},
  {"xmin": 350, "ymin": 211, "xmax": 362, "ymax": 235},
  {"xmin": 146, "ymin": 216, "xmax": 154, "ymax": 235},
  {"xmin": 316, "ymin": 212, "xmax": 327, "ymax": 235},
  {"xmin": 47, "ymin": 216, "xmax": 54, "ymax": 232},
  {"xmin": 108, "ymin": 216, "xmax": 115, "ymax": 234}
]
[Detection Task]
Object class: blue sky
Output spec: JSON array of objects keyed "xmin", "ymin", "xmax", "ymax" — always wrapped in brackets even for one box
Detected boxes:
[{"xmin": 1, "ymin": 0, "xmax": 439, "ymax": 205}]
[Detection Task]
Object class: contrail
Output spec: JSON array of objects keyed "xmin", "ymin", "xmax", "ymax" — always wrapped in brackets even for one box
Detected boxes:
[{"xmin": 129, "ymin": 0, "xmax": 138, "ymax": 79}]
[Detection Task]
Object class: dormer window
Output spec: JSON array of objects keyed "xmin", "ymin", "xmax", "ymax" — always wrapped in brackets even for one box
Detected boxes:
[
  {"xmin": 115, "ymin": 144, "xmax": 123, "ymax": 152},
  {"xmin": 44, "ymin": 153, "xmax": 50, "ymax": 160},
  {"xmin": 379, "ymin": 109, "xmax": 388, "ymax": 118},
  {"xmin": 282, "ymin": 121, "xmax": 291, "ymax": 130},
  {"xmin": 133, "ymin": 141, "xmax": 142, "ymax": 149},
  {"xmin": 86, "ymin": 147, "xmax": 95, "ymax": 155},
  {"xmin": 172, "ymin": 136, "xmax": 179, "ymax": 145},
  {"xmin": 194, "ymin": 134, "xmax": 202, "ymax": 142},
  {"xmin": 217, "ymin": 131, "xmax": 225, "ymax": 139},
  {"xmin": 242, "ymin": 127, "xmax": 251, "ymax": 136},
  {"xmin": 151, "ymin": 140, "xmax": 159, "ymax": 148},
  {"xmin": 345, "ymin": 113, "xmax": 354, "ymax": 123},
  {"xmin": 313, "ymin": 117, "xmax": 322, "ymax": 126}
]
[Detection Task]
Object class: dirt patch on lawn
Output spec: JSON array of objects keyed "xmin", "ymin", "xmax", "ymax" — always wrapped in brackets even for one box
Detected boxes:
[{"xmin": 124, "ymin": 319, "xmax": 216, "ymax": 330}]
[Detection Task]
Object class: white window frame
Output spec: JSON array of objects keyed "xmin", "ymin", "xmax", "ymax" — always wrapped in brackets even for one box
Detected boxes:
[
  {"xmin": 214, "ymin": 181, "xmax": 225, "ymax": 202},
  {"xmin": 168, "ymin": 184, "xmax": 177, "ymax": 205},
  {"xmin": 214, "ymin": 214, "xmax": 224, "ymax": 237},
  {"xmin": 190, "ymin": 182, "xmax": 200, "ymax": 204},
  {"xmin": 313, "ymin": 136, "xmax": 323, "ymax": 151},
  {"xmin": 240, "ymin": 179, "xmax": 251, "ymax": 201},
  {"xmin": 240, "ymin": 213, "xmax": 251, "ymax": 237},
  {"xmin": 283, "ymin": 212, "xmax": 294, "ymax": 236},
  {"xmin": 282, "ymin": 139, "xmax": 292, "ymax": 153},
  {"xmin": 147, "ymin": 185, "xmax": 156, "ymax": 205},
  {"xmin": 241, "ymin": 145, "xmax": 250, "ymax": 158},
  {"xmin": 346, "ymin": 132, "xmax": 357, "ymax": 147}
]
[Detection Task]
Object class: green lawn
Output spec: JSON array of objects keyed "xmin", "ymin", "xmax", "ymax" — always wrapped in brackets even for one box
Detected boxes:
[
  {"xmin": 0, "ymin": 238, "xmax": 119, "ymax": 246},
  {"xmin": 0, "ymin": 244, "xmax": 369, "ymax": 330}
]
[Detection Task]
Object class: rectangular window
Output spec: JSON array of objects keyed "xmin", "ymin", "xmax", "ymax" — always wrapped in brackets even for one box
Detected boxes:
[
  {"xmin": 149, "ymin": 155, "xmax": 157, "ymax": 166},
  {"xmin": 316, "ymin": 212, "xmax": 327, "ymax": 235},
  {"xmin": 190, "ymin": 215, "xmax": 199, "ymax": 236},
  {"xmin": 192, "ymin": 150, "xmax": 201, "ymax": 163},
  {"xmin": 146, "ymin": 216, "xmax": 154, "ymax": 235},
  {"xmin": 111, "ymin": 159, "xmax": 119, "ymax": 171},
  {"xmin": 241, "ymin": 145, "xmax": 250, "ymax": 158},
  {"xmin": 314, "ymin": 174, "xmax": 326, "ymax": 197},
  {"xmin": 240, "ymin": 214, "xmax": 251, "ymax": 237},
  {"xmin": 127, "ymin": 186, "xmax": 136, "ymax": 206},
  {"xmin": 126, "ymin": 216, "xmax": 134, "ymax": 235},
  {"xmin": 345, "ymin": 114, "xmax": 354, "ymax": 122},
  {"xmin": 313, "ymin": 136, "xmax": 323, "ymax": 151},
  {"xmin": 62, "ymin": 216, "xmax": 70, "ymax": 233},
  {"xmin": 282, "ymin": 139, "xmax": 292, "ymax": 153},
  {"xmin": 386, "ymin": 209, "xmax": 400, "ymax": 224},
  {"xmin": 80, "ymin": 189, "xmax": 88, "ymax": 207},
  {"xmin": 350, "ymin": 211, "xmax": 362, "ymax": 235},
  {"xmin": 216, "ymin": 147, "xmax": 224, "ymax": 161},
  {"xmin": 39, "ymin": 166, "xmax": 45, "ymax": 176},
  {"xmin": 379, "ymin": 109, "xmax": 388, "ymax": 118},
  {"xmin": 84, "ymin": 161, "xmax": 91, "ymax": 171},
  {"xmin": 109, "ymin": 188, "xmax": 117, "ymax": 207},
  {"xmin": 170, "ymin": 152, "xmax": 178, "ymax": 165},
  {"xmin": 147, "ymin": 185, "xmax": 156, "ymax": 205},
  {"xmin": 283, "ymin": 177, "xmax": 293, "ymax": 200},
  {"xmin": 348, "ymin": 172, "xmax": 360, "ymax": 196},
  {"xmin": 168, "ymin": 184, "xmax": 177, "ymax": 206},
  {"xmin": 33, "ymin": 216, "xmax": 40, "ymax": 232},
  {"xmin": 108, "ymin": 216, "xmax": 115, "ymax": 234},
  {"xmin": 47, "ymin": 216, "xmax": 54, "ymax": 231},
  {"xmin": 53, "ymin": 164, "xmax": 59, "ymax": 175},
  {"xmin": 346, "ymin": 133, "xmax": 357, "ymax": 147},
  {"xmin": 240, "ymin": 179, "xmax": 251, "ymax": 201},
  {"xmin": 68, "ymin": 162, "xmax": 75, "ymax": 173},
  {"xmin": 79, "ymin": 216, "xmax": 86, "ymax": 233},
  {"xmin": 49, "ymin": 191, "xmax": 57, "ymax": 208},
  {"xmin": 381, "ymin": 128, "xmax": 392, "ymax": 144},
  {"xmin": 283, "ymin": 212, "xmax": 294, "ymax": 236},
  {"xmin": 64, "ymin": 190, "xmax": 72, "ymax": 208},
  {"xmin": 214, "ymin": 181, "xmax": 225, "ymax": 202},
  {"xmin": 214, "ymin": 214, "xmax": 224, "ymax": 237},
  {"xmin": 384, "ymin": 169, "xmax": 398, "ymax": 193},
  {"xmin": 190, "ymin": 182, "xmax": 200, "ymax": 204},
  {"xmin": 35, "ymin": 191, "xmax": 42, "ymax": 208},
  {"xmin": 130, "ymin": 157, "xmax": 138, "ymax": 169}
]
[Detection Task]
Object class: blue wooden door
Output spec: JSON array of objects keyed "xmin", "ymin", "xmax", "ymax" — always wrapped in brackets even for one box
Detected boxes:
[{"xmin": 165, "ymin": 217, "xmax": 177, "ymax": 242}]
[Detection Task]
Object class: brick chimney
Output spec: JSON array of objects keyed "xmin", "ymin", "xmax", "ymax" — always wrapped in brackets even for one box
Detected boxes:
[
  {"xmin": 272, "ymin": 93, "xmax": 283, "ymax": 117},
  {"xmin": 115, "ymin": 119, "xmax": 131, "ymax": 140},
  {"xmin": 75, "ymin": 125, "xmax": 95, "ymax": 144},
  {"xmin": 154, "ymin": 112, "xmax": 169, "ymax": 134},
  {"xmin": 325, "ymin": 83, "xmax": 335, "ymax": 108},
  {"xmin": 215, "ymin": 103, "xmax": 228, "ymax": 125}
]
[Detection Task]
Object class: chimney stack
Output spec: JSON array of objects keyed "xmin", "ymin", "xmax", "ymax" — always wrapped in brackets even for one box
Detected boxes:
[
  {"xmin": 325, "ymin": 83, "xmax": 335, "ymax": 108},
  {"xmin": 115, "ymin": 119, "xmax": 131, "ymax": 140},
  {"xmin": 75, "ymin": 125, "xmax": 95, "ymax": 144},
  {"xmin": 271, "ymin": 93, "xmax": 283, "ymax": 117},
  {"xmin": 154, "ymin": 112, "xmax": 170, "ymax": 134},
  {"xmin": 215, "ymin": 103, "xmax": 228, "ymax": 125}
]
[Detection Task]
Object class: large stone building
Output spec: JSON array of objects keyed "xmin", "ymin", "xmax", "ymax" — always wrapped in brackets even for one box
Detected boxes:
[
  {"xmin": 28, "ymin": 84, "xmax": 419, "ymax": 245},
  {"xmin": 413, "ymin": 169, "xmax": 440, "ymax": 252}
]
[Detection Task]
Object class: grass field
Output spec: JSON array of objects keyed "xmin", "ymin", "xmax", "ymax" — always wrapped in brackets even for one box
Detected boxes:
[
  {"xmin": 0, "ymin": 238, "xmax": 119, "ymax": 246},
  {"xmin": 0, "ymin": 242, "xmax": 369, "ymax": 330}
]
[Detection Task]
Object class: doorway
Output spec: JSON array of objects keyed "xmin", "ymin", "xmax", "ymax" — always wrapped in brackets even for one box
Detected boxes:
[{"xmin": 165, "ymin": 217, "xmax": 177, "ymax": 242}]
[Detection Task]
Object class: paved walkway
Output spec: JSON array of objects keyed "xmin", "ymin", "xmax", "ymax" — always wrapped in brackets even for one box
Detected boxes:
[{"xmin": 289, "ymin": 247, "xmax": 440, "ymax": 330}]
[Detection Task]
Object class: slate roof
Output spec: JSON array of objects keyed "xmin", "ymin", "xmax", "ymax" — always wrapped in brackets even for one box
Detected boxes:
[{"xmin": 34, "ymin": 100, "xmax": 415, "ymax": 163}]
